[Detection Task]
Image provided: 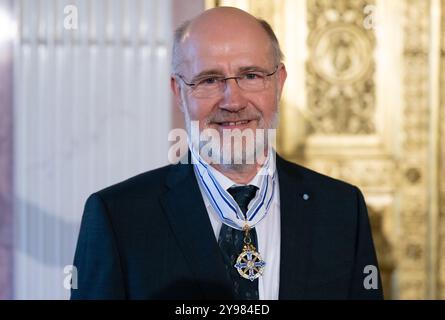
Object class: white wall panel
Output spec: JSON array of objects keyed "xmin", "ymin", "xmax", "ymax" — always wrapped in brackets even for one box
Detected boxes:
[{"xmin": 13, "ymin": 0, "xmax": 173, "ymax": 299}]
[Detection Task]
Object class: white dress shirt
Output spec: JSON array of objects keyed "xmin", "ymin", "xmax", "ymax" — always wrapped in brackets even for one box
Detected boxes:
[{"xmin": 194, "ymin": 162, "xmax": 281, "ymax": 300}]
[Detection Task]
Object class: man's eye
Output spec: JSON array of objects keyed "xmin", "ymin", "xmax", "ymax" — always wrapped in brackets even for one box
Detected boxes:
[
  {"xmin": 198, "ymin": 77, "xmax": 219, "ymax": 85},
  {"xmin": 243, "ymin": 73, "xmax": 263, "ymax": 80}
]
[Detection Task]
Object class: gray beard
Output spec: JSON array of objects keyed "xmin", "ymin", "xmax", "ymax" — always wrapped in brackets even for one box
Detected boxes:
[{"xmin": 183, "ymin": 104, "xmax": 279, "ymax": 169}]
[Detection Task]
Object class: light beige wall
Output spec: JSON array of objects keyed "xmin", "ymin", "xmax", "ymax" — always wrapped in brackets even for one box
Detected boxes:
[{"xmin": 171, "ymin": 0, "xmax": 206, "ymax": 130}]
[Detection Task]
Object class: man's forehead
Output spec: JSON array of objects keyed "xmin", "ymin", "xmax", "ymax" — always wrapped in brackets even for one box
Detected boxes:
[
  {"xmin": 179, "ymin": 33, "xmax": 273, "ymax": 73},
  {"xmin": 184, "ymin": 25, "xmax": 270, "ymax": 50},
  {"xmin": 179, "ymin": 54, "xmax": 272, "ymax": 77}
]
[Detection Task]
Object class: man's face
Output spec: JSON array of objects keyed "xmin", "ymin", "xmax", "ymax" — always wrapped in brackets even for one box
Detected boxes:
[{"xmin": 171, "ymin": 14, "xmax": 287, "ymax": 164}]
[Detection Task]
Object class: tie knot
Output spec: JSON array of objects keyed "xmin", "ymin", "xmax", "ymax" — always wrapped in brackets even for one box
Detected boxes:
[{"xmin": 227, "ymin": 185, "xmax": 259, "ymax": 216}]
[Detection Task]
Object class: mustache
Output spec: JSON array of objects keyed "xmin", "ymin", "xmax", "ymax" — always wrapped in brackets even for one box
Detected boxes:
[{"xmin": 206, "ymin": 110, "xmax": 262, "ymax": 124}]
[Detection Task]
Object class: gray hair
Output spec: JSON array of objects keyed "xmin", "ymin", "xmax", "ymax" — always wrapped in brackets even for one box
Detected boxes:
[{"xmin": 171, "ymin": 18, "xmax": 284, "ymax": 74}]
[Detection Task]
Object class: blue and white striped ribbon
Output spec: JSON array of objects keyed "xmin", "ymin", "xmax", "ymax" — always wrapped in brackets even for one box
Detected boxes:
[{"xmin": 191, "ymin": 148, "xmax": 276, "ymax": 230}]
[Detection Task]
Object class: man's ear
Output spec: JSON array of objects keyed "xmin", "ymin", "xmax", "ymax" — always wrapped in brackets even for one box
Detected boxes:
[
  {"xmin": 277, "ymin": 64, "xmax": 287, "ymax": 100},
  {"xmin": 171, "ymin": 76, "xmax": 184, "ymax": 112}
]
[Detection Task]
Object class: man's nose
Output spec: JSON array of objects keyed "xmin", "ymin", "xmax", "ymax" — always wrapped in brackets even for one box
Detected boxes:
[{"xmin": 220, "ymin": 78, "xmax": 246, "ymax": 112}]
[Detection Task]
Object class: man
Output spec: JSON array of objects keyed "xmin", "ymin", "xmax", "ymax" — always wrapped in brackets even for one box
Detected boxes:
[{"xmin": 71, "ymin": 7, "xmax": 383, "ymax": 300}]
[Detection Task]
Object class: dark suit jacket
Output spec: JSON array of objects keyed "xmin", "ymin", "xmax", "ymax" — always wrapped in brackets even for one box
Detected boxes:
[{"xmin": 71, "ymin": 155, "xmax": 383, "ymax": 299}]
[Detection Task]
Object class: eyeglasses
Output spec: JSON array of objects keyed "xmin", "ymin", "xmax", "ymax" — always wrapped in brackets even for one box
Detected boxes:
[{"xmin": 175, "ymin": 65, "xmax": 279, "ymax": 98}]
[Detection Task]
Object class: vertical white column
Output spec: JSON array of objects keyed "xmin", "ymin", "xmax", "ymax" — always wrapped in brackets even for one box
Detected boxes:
[{"xmin": 13, "ymin": 0, "xmax": 174, "ymax": 299}]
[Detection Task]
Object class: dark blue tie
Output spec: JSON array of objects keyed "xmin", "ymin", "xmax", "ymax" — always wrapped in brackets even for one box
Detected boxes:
[{"xmin": 218, "ymin": 185, "xmax": 259, "ymax": 300}]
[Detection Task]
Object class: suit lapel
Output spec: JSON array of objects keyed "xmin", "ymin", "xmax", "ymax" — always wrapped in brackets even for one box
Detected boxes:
[
  {"xmin": 160, "ymin": 162, "xmax": 234, "ymax": 299},
  {"xmin": 277, "ymin": 156, "xmax": 313, "ymax": 299}
]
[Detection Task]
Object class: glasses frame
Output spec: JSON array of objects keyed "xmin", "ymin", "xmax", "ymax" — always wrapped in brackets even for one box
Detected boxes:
[{"xmin": 175, "ymin": 64, "xmax": 280, "ymax": 97}]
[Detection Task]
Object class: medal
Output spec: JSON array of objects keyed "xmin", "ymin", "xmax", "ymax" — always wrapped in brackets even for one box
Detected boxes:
[{"xmin": 234, "ymin": 225, "xmax": 266, "ymax": 282}]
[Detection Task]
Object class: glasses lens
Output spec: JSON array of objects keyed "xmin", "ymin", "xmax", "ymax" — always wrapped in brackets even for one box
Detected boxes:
[
  {"xmin": 192, "ymin": 80, "xmax": 221, "ymax": 98},
  {"xmin": 238, "ymin": 74, "xmax": 266, "ymax": 92}
]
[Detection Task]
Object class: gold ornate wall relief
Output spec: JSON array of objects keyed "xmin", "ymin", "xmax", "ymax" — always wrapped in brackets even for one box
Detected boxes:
[
  {"xmin": 306, "ymin": 0, "xmax": 376, "ymax": 135},
  {"xmin": 400, "ymin": 0, "xmax": 445, "ymax": 300},
  {"xmin": 399, "ymin": 0, "xmax": 431, "ymax": 299},
  {"xmin": 439, "ymin": 0, "xmax": 445, "ymax": 300},
  {"xmin": 303, "ymin": 0, "xmax": 399, "ymax": 298}
]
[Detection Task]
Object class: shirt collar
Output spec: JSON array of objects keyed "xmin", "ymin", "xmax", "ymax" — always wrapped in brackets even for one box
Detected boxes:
[{"xmin": 204, "ymin": 153, "xmax": 275, "ymax": 191}]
